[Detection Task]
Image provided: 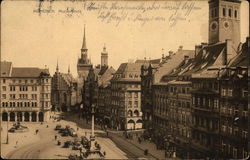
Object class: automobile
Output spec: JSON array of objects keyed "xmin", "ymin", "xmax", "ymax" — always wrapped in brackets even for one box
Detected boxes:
[
  {"xmin": 81, "ymin": 136, "xmax": 89, "ymax": 145},
  {"xmin": 55, "ymin": 124, "xmax": 62, "ymax": 130},
  {"xmin": 8, "ymin": 128, "xmax": 15, "ymax": 133},
  {"xmin": 72, "ymin": 142, "xmax": 82, "ymax": 150},
  {"xmin": 73, "ymin": 137, "xmax": 81, "ymax": 145},
  {"xmin": 59, "ymin": 128, "xmax": 66, "ymax": 133},
  {"xmin": 61, "ymin": 132, "xmax": 69, "ymax": 137},
  {"xmin": 63, "ymin": 140, "xmax": 73, "ymax": 148},
  {"xmin": 68, "ymin": 128, "xmax": 77, "ymax": 137}
]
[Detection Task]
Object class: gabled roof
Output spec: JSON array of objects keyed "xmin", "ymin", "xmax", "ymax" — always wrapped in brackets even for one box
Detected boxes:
[
  {"xmin": 98, "ymin": 66, "xmax": 109, "ymax": 76},
  {"xmin": 11, "ymin": 67, "xmax": 50, "ymax": 77},
  {"xmin": 227, "ymin": 41, "xmax": 248, "ymax": 67},
  {"xmin": 154, "ymin": 49, "xmax": 195, "ymax": 83},
  {"xmin": 111, "ymin": 62, "xmax": 143, "ymax": 82},
  {"xmin": 184, "ymin": 42, "xmax": 226, "ymax": 78},
  {"xmin": 98, "ymin": 67, "xmax": 116, "ymax": 87},
  {"xmin": 61, "ymin": 73, "xmax": 75, "ymax": 86},
  {"xmin": 0, "ymin": 61, "xmax": 12, "ymax": 77}
]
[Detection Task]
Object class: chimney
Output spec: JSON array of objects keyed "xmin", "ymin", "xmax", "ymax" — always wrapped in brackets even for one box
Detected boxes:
[
  {"xmin": 178, "ymin": 45, "xmax": 183, "ymax": 51},
  {"xmin": 195, "ymin": 45, "xmax": 202, "ymax": 57},
  {"xmin": 184, "ymin": 55, "xmax": 189, "ymax": 64},
  {"xmin": 169, "ymin": 51, "xmax": 173, "ymax": 57},
  {"xmin": 226, "ymin": 39, "xmax": 236, "ymax": 64}
]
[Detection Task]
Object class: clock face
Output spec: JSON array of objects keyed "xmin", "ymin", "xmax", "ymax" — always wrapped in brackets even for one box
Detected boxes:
[
  {"xmin": 210, "ymin": 21, "xmax": 218, "ymax": 31},
  {"xmin": 223, "ymin": 21, "xmax": 229, "ymax": 29}
]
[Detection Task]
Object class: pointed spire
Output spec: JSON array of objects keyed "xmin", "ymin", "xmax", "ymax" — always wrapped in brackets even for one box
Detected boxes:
[
  {"xmin": 56, "ymin": 59, "xmax": 59, "ymax": 72},
  {"xmin": 82, "ymin": 24, "xmax": 87, "ymax": 50}
]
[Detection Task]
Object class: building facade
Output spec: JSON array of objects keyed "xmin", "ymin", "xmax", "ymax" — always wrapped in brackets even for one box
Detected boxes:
[
  {"xmin": 1, "ymin": 61, "xmax": 51, "ymax": 122},
  {"xmin": 110, "ymin": 62, "xmax": 143, "ymax": 130},
  {"xmin": 51, "ymin": 64, "xmax": 77, "ymax": 112},
  {"xmin": 219, "ymin": 38, "xmax": 248, "ymax": 159}
]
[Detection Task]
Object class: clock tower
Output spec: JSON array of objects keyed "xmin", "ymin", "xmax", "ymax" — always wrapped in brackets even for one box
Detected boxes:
[{"xmin": 209, "ymin": 0, "xmax": 241, "ymax": 49}]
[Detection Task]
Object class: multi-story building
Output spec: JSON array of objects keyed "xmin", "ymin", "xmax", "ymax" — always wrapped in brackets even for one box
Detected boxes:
[
  {"xmin": 141, "ymin": 47, "xmax": 194, "ymax": 139},
  {"xmin": 110, "ymin": 61, "xmax": 143, "ymax": 130},
  {"xmin": 140, "ymin": 58, "xmax": 161, "ymax": 135},
  {"xmin": 152, "ymin": 52, "xmax": 194, "ymax": 157},
  {"xmin": 51, "ymin": 63, "xmax": 77, "ymax": 112},
  {"xmin": 0, "ymin": 61, "xmax": 51, "ymax": 122},
  {"xmin": 219, "ymin": 37, "xmax": 248, "ymax": 159}
]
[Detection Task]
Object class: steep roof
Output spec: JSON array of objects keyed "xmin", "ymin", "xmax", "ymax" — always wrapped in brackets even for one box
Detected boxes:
[
  {"xmin": 185, "ymin": 42, "xmax": 226, "ymax": 78},
  {"xmin": 154, "ymin": 49, "xmax": 195, "ymax": 84},
  {"xmin": 0, "ymin": 61, "xmax": 12, "ymax": 77},
  {"xmin": 227, "ymin": 41, "xmax": 248, "ymax": 67},
  {"xmin": 61, "ymin": 73, "xmax": 75, "ymax": 86},
  {"xmin": 11, "ymin": 67, "xmax": 50, "ymax": 77},
  {"xmin": 98, "ymin": 67, "xmax": 116, "ymax": 87},
  {"xmin": 111, "ymin": 62, "xmax": 143, "ymax": 82}
]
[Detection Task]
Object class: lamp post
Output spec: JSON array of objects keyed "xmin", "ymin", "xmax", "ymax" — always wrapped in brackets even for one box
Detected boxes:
[
  {"xmin": 90, "ymin": 104, "xmax": 96, "ymax": 151},
  {"xmin": 6, "ymin": 117, "xmax": 9, "ymax": 144}
]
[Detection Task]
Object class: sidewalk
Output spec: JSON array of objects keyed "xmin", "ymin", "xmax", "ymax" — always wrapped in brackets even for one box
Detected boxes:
[{"xmin": 109, "ymin": 131, "xmax": 166, "ymax": 159}]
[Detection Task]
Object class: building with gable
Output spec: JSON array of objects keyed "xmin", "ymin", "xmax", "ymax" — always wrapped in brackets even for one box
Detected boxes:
[{"xmin": 51, "ymin": 63, "xmax": 77, "ymax": 112}]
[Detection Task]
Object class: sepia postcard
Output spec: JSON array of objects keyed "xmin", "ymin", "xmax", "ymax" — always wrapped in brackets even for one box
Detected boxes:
[{"xmin": 0, "ymin": 0, "xmax": 249, "ymax": 159}]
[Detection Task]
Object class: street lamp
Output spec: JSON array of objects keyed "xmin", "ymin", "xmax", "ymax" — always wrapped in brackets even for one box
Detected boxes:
[{"xmin": 90, "ymin": 104, "xmax": 96, "ymax": 151}]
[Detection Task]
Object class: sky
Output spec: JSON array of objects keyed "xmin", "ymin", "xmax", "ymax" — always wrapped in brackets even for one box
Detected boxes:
[{"xmin": 1, "ymin": 0, "xmax": 249, "ymax": 77}]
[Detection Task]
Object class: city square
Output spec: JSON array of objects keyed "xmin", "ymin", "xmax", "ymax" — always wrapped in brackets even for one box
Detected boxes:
[{"xmin": 1, "ymin": 0, "xmax": 249, "ymax": 159}]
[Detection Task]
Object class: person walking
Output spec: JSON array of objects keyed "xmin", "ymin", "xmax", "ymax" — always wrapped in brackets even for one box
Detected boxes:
[{"xmin": 55, "ymin": 135, "xmax": 57, "ymax": 140}]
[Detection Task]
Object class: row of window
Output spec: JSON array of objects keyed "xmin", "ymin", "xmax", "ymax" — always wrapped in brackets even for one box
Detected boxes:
[
  {"xmin": 192, "ymin": 97, "xmax": 219, "ymax": 109},
  {"xmin": 2, "ymin": 94, "xmax": 38, "ymax": 100},
  {"xmin": 211, "ymin": 7, "xmax": 238, "ymax": 19},
  {"xmin": 2, "ymin": 86, "xmax": 38, "ymax": 92},
  {"xmin": 127, "ymin": 92, "xmax": 139, "ymax": 98},
  {"xmin": 221, "ymin": 125, "xmax": 248, "ymax": 138},
  {"xmin": 193, "ymin": 82, "xmax": 218, "ymax": 90},
  {"xmin": 221, "ymin": 143, "xmax": 248, "ymax": 159},
  {"xmin": 111, "ymin": 83, "xmax": 140, "ymax": 90},
  {"xmin": 1, "ymin": 101, "xmax": 38, "ymax": 107},
  {"xmin": 2, "ymin": 79, "xmax": 49, "ymax": 84}
]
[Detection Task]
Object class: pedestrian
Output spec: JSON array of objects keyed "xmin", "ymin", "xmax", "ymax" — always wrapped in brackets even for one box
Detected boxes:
[
  {"xmin": 77, "ymin": 127, "xmax": 79, "ymax": 131},
  {"xmin": 55, "ymin": 135, "xmax": 57, "ymax": 140},
  {"xmin": 47, "ymin": 125, "xmax": 49, "ymax": 128},
  {"xmin": 35, "ymin": 129, "xmax": 38, "ymax": 134},
  {"xmin": 103, "ymin": 151, "xmax": 106, "ymax": 156},
  {"xmin": 106, "ymin": 131, "xmax": 108, "ymax": 137},
  {"xmin": 16, "ymin": 141, "xmax": 18, "ymax": 146}
]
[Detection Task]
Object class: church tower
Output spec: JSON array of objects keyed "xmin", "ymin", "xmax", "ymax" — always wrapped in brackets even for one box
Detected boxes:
[
  {"xmin": 101, "ymin": 45, "xmax": 108, "ymax": 67},
  {"xmin": 77, "ymin": 25, "xmax": 92, "ymax": 80},
  {"xmin": 208, "ymin": 0, "xmax": 241, "ymax": 49}
]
